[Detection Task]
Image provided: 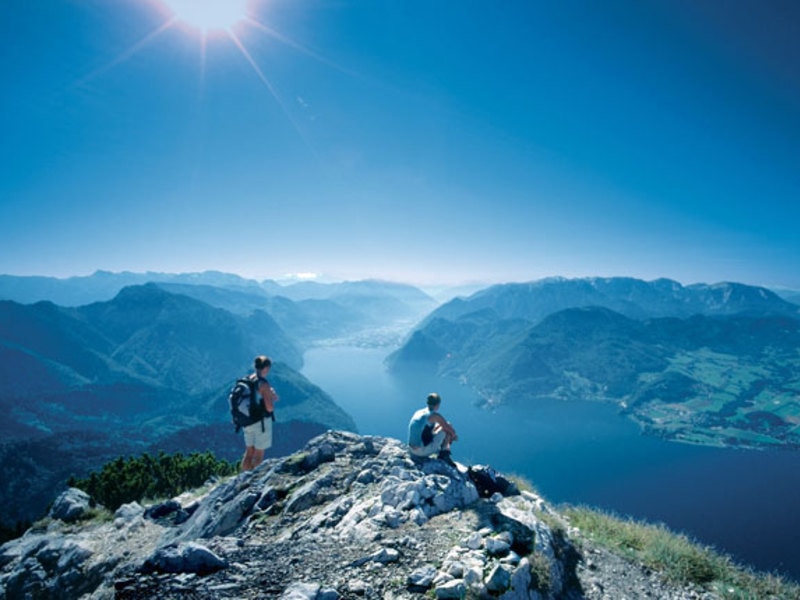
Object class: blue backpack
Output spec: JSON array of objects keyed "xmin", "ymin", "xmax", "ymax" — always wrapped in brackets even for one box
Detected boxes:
[{"xmin": 228, "ymin": 375, "xmax": 265, "ymax": 432}]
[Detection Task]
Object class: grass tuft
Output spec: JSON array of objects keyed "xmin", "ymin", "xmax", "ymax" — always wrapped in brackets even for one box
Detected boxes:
[
  {"xmin": 564, "ymin": 505, "xmax": 800, "ymax": 599},
  {"xmin": 506, "ymin": 473, "xmax": 537, "ymax": 494}
]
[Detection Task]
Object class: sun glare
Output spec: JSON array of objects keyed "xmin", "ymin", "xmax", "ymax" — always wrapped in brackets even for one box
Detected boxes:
[
  {"xmin": 161, "ymin": 0, "xmax": 249, "ymax": 33},
  {"xmin": 82, "ymin": 0, "xmax": 344, "ymax": 142}
]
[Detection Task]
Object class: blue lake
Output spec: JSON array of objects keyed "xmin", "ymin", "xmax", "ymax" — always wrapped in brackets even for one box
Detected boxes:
[{"xmin": 302, "ymin": 345, "xmax": 800, "ymax": 582}]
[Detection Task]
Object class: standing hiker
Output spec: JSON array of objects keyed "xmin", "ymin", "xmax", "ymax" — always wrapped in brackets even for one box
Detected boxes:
[
  {"xmin": 240, "ymin": 355, "xmax": 279, "ymax": 471},
  {"xmin": 407, "ymin": 392, "xmax": 458, "ymax": 465}
]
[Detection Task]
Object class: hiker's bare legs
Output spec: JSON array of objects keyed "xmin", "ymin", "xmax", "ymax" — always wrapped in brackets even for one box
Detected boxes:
[
  {"xmin": 443, "ymin": 432, "xmax": 454, "ymax": 450},
  {"xmin": 241, "ymin": 447, "xmax": 254, "ymax": 471},
  {"xmin": 432, "ymin": 424, "xmax": 456, "ymax": 451},
  {"xmin": 432, "ymin": 423, "xmax": 458, "ymax": 450},
  {"xmin": 241, "ymin": 446, "xmax": 265, "ymax": 471}
]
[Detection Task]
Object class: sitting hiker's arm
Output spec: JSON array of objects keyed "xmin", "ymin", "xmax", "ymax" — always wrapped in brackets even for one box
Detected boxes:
[{"xmin": 430, "ymin": 413, "xmax": 457, "ymax": 438}]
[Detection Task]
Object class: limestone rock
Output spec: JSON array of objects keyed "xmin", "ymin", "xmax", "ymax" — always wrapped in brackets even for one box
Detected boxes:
[
  {"xmin": 436, "ymin": 578, "xmax": 466, "ymax": 598},
  {"xmin": 407, "ymin": 565, "xmax": 436, "ymax": 591},
  {"xmin": 0, "ymin": 431, "xmax": 732, "ymax": 600},
  {"xmin": 280, "ymin": 581, "xmax": 321, "ymax": 599},
  {"xmin": 502, "ymin": 558, "xmax": 536, "ymax": 600},
  {"xmin": 49, "ymin": 487, "xmax": 93, "ymax": 522},
  {"xmin": 141, "ymin": 541, "xmax": 227, "ymax": 575},
  {"xmin": 486, "ymin": 563, "xmax": 513, "ymax": 593},
  {"xmin": 486, "ymin": 533, "xmax": 512, "ymax": 557}
]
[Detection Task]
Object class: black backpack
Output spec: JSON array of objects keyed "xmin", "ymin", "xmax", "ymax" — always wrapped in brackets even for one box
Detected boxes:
[{"xmin": 228, "ymin": 375, "xmax": 265, "ymax": 432}]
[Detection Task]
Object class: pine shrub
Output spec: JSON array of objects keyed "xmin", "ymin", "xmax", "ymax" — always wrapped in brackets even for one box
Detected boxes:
[{"xmin": 68, "ymin": 450, "xmax": 236, "ymax": 511}]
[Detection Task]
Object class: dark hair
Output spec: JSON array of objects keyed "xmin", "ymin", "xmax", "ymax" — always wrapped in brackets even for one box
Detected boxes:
[
  {"xmin": 254, "ymin": 355, "xmax": 272, "ymax": 370},
  {"xmin": 426, "ymin": 392, "xmax": 441, "ymax": 408}
]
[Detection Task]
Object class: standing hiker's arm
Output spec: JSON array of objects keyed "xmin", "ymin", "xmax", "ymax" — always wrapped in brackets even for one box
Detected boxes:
[{"xmin": 260, "ymin": 380, "xmax": 278, "ymax": 411}]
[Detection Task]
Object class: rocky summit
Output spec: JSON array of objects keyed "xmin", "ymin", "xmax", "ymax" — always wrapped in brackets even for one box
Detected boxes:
[{"xmin": 0, "ymin": 431, "xmax": 719, "ymax": 599}]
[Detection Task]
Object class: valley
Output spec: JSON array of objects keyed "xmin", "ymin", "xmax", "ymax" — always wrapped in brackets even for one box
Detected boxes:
[
  {"xmin": 628, "ymin": 348, "xmax": 800, "ymax": 447},
  {"xmin": 389, "ymin": 278, "xmax": 800, "ymax": 450},
  {"xmin": 1, "ymin": 271, "xmax": 799, "ymax": 573}
]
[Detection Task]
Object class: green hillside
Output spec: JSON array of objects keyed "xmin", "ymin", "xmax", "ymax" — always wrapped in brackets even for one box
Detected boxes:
[
  {"xmin": 391, "ymin": 305, "xmax": 800, "ymax": 449},
  {"xmin": 0, "ymin": 285, "xmax": 357, "ymax": 529}
]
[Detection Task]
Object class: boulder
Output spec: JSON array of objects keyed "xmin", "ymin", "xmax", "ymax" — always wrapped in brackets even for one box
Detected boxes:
[
  {"xmin": 0, "ymin": 535, "xmax": 98, "ymax": 599},
  {"xmin": 486, "ymin": 531, "xmax": 513, "ymax": 557},
  {"xmin": 485, "ymin": 563, "xmax": 512, "ymax": 594},
  {"xmin": 168, "ymin": 480, "xmax": 261, "ymax": 542},
  {"xmin": 286, "ymin": 472, "xmax": 336, "ymax": 513},
  {"xmin": 144, "ymin": 499, "xmax": 181, "ymax": 520},
  {"xmin": 141, "ymin": 541, "xmax": 227, "ymax": 575},
  {"xmin": 370, "ymin": 547, "xmax": 400, "ymax": 563},
  {"xmin": 501, "ymin": 558, "xmax": 537, "ymax": 600},
  {"xmin": 115, "ymin": 501, "xmax": 145, "ymax": 529},
  {"xmin": 436, "ymin": 579, "xmax": 466, "ymax": 599},
  {"xmin": 407, "ymin": 565, "xmax": 437, "ymax": 591},
  {"xmin": 280, "ymin": 581, "xmax": 321, "ymax": 599},
  {"xmin": 35, "ymin": 538, "xmax": 92, "ymax": 574},
  {"xmin": 49, "ymin": 488, "xmax": 93, "ymax": 523}
]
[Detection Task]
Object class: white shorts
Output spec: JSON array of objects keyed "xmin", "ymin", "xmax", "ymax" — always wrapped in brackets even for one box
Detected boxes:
[
  {"xmin": 243, "ymin": 418, "xmax": 273, "ymax": 451},
  {"xmin": 408, "ymin": 429, "xmax": 446, "ymax": 457}
]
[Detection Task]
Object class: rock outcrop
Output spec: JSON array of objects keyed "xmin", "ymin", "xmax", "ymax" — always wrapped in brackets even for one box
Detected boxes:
[{"xmin": 0, "ymin": 431, "xmax": 719, "ymax": 599}]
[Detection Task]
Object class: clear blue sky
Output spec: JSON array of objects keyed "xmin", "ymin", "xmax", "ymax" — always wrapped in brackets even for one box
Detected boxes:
[{"xmin": 2, "ymin": 0, "xmax": 799, "ymax": 288}]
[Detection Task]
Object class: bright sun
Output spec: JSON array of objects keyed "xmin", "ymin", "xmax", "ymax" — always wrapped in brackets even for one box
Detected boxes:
[{"xmin": 161, "ymin": 0, "xmax": 249, "ymax": 33}]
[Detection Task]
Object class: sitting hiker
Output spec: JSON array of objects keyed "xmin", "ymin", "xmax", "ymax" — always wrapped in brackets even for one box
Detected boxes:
[{"xmin": 407, "ymin": 392, "xmax": 458, "ymax": 465}]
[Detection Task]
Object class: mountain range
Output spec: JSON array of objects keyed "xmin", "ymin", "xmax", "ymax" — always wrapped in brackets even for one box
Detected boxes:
[
  {"xmin": 418, "ymin": 277, "xmax": 800, "ymax": 324},
  {"xmin": 0, "ymin": 283, "xmax": 358, "ymax": 528},
  {"xmin": 0, "ymin": 270, "xmax": 264, "ymax": 306},
  {"xmin": 388, "ymin": 277, "xmax": 800, "ymax": 448},
  {"xmin": 0, "ymin": 271, "xmax": 437, "ymax": 346},
  {"xmin": 3, "ymin": 271, "xmax": 800, "ymax": 535},
  {"xmin": 0, "ymin": 271, "xmax": 445, "ymax": 531}
]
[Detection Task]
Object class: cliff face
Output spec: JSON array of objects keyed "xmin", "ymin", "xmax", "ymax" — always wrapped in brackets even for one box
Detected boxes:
[{"xmin": 0, "ymin": 432, "xmax": 717, "ymax": 599}]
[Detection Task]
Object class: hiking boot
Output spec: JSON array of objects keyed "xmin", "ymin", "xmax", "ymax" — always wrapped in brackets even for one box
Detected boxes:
[{"xmin": 438, "ymin": 449, "xmax": 456, "ymax": 467}]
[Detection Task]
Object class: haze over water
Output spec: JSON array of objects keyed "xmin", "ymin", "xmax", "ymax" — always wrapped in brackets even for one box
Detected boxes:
[{"xmin": 303, "ymin": 344, "xmax": 800, "ymax": 582}]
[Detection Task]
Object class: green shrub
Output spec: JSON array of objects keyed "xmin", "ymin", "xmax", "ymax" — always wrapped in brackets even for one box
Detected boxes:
[
  {"xmin": 529, "ymin": 550, "xmax": 552, "ymax": 592},
  {"xmin": 68, "ymin": 450, "xmax": 236, "ymax": 511}
]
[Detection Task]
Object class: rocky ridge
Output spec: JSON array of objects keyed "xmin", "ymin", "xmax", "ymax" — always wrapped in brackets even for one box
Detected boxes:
[{"xmin": 0, "ymin": 431, "xmax": 720, "ymax": 599}]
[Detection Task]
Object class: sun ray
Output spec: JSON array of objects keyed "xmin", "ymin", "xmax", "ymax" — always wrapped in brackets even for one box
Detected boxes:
[
  {"xmin": 227, "ymin": 31, "xmax": 306, "ymax": 139},
  {"xmin": 244, "ymin": 17, "xmax": 360, "ymax": 79},
  {"xmin": 76, "ymin": 2, "xmax": 334, "ymax": 148},
  {"xmin": 74, "ymin": 19, "xmax": 175, "ymax": 87}
]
